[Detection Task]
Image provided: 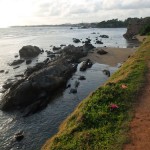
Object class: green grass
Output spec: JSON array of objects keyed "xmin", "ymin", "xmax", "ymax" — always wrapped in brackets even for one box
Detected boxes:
[{"xmin": 42, "ymin": 36, "xmax": 150, "ymax": 150}]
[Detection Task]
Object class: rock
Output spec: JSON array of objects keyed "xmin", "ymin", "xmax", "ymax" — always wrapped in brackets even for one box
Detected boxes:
[
  {"xmin": 80, "ymin": 59, "xmax": 93, "ymax": 71},
  {"xmin": 43, "ymin": 58, "xmax": 50, "ymax": 64},
  {"xmin": 5, "ymin": 70, "xmax": 9, "ymax": 74},
  {"xmin": 19, "ymin": 45, "xmax": 41, "ymax": 57},
  {"xmin": 2, "ymin": 79, "xmax": 17, "ymax": 89},
  {"xmin": 99, "ymin": 35, "xmax": 109, "ymax": 38},
  {"xmin": 0, "ymin": 70, "xmax": 4, "ymax": 73},
  {"xmin": 15, "ymin": 74, "xmax": 24, "ymax": 78},
  {"xmin": 91, "ymin": 32, "xmax": 96, "ymax": 34},
  {"xmin": 0, "ymin": 59, "xmax": 77, "ymax": 111},
  {"xmin": 70, "ymin": 89, "xmax": 77, "ymax": 94},
  {"xmin": 74, "ymin": 81, "xmax": 80, "ymax": 88},
  {"xmin": 14, "ymin": 55, "xmax": 19, "ymax": 58},
  {"xmin": 62, "ymin": 45, "xmax": 87, "ymax": 62},
  {"xmin": 83, "ymin": 43, "xmax": 95, "ymax": 51},
  {"xmin": 73, "ymin": 38, "xmax": 80, "ymax": 43},
  {"xmin": 60, "ymin": 44, "xmax": 66, "ymax": 47},
  {"xmin": 85, "ymin": 39, "xmax": 91, "ymax": 44},
  {"xmin": 9, "ymin": 59, "xmax": 24, "ymax": 66},
  {"xmin": 14, "ymin": 131, "xmax": 24, "ymax": 141},
  {"xmin": 78, "ymin": 76, "xmax": 86, "ymax": 80},
  {"xmin": 103, "ymin": 70, "xmax": 110, "ymax": 77},
  {"xmin": 66, "ymin": 84, "xmax": 71, "ymax": 89},
  {"xmin": 53, "ymin": 46, "xmax": 61, "ymax": 51},
  {"xmin": 26, "ymin": 60, "xmax": 32, "ymax": 65},
  {"xmin": 13, "ymin": 66, "xmax": 20, "ymax": 69},
  {"xmin": 96, "ymin": 40, "xmax": 103, "ymax": 44},
  {"xmin": 97, "ymin": 49, "xmax": 108, "ymax": 55},
  {"xmin": 0, "ymin": 45, "xmax": 87, "ymax": 113},
  {"xmin": 47, "ymin": 54, "xmax": 55, "ymax": 58}
]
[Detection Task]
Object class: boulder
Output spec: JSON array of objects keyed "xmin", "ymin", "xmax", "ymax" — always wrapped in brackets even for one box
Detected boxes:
[
  {"xmin": 80, "ymin": 59, "xmax": 93, "ymax": 71},
  {"xmin": 97, "ymin": 49, "xmax": 108, "ymax": 55},
  {"xmin": 0, "ymin": 70, "xmax": 4, "ymax": 73},
  {"xmin": 9, "ymin": 59, "xmax": 24, "ymax": 66},
  {"xmin": 78, "ymin": 75, "xmax": 86, "ymax": 80},
  {"xmin": 83, "ymin": 43, "xmax": 95, "ymax": 51},
  {"xmin": 53, "ymin": 46, "xmax": 61, "ymax": 51},
  {"xmin": 73, "ymin": 38, "xmax": 80, "ymax": 43},
  {"xmin": 13, "ymin": 66, "xmax": 20, "ymax": 69},
  {"xmin": 19, "ymin": 45, "xmax": 41, "ymax": 57},
  {"xmin": 96, "ymin": 40, "xmax": 103, "ymax": 44},
  {"xmin": 70, "ymin": 89, "xmax": 77, "ymax": 94},
  {"xmin": 103, "ymin": 69, "xmax": 110, "ymax": 77},
  {"xmin": 99, "ymin": 35, "xmax": 109, "ymax": 38},
  {"xmin": 14, "ymin": 131, "xmax": 24, "ymax": 141},
  {"xmin": 26, "ymin": 60, "xmax": 32, "ymax": 65}
]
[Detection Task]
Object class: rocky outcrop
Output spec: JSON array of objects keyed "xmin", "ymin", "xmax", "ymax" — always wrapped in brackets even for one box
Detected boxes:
[
  {"xmin": 123, "ymin": 17, "xmax": 150, "ymax": 39},
  {"xmin": 0, "ymin": 45, "xmax": 87, "ymax": 115},
  {"xmin": 19, "ymin": 45, "xmax": 41, "ymax": 57}
]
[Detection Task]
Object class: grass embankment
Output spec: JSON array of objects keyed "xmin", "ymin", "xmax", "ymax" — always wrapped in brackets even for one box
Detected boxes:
[{"xmin": 42, "ymin": 37, "xmax": 150, "ymax": 150}]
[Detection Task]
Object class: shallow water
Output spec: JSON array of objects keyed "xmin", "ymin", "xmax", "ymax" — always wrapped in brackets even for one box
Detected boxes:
[{"xmin": 0, "ymin": 27, "xmax": 138, "ymax": 150}]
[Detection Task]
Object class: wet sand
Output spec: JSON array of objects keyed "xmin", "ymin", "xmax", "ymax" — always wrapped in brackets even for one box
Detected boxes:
[{"xmin": 81, "ymin": 47, "xmax": 136, "ymax": 66}]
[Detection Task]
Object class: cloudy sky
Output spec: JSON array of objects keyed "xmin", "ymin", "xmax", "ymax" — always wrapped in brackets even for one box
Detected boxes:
[{"xmin": 0, "ymin": 0, "xmax": 150, "ymax": 27}]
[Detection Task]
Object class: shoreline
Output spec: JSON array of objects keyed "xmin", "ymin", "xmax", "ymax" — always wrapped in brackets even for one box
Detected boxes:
[{"xmin": 81, "ymin": 47, "xmax": 137, "ymax": 67}]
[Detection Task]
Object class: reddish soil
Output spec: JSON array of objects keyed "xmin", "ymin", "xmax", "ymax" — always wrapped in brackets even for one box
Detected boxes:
[{"xmin": 124, "ymin": 63, "xmax": 150, "ymax": 150}]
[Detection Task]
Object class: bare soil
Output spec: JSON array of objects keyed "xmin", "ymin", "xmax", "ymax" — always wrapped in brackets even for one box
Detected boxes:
[
  {"xmin": 81, "ymin": 47, "xmax": 136, "ymax": 66},
  {"xmin": 124, "ymin": 62, "xmax": 150, "ymax": 150}
]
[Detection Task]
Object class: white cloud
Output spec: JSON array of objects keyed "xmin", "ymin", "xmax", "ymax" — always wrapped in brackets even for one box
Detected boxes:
[{"xmin": 0, "ymin": 0, "xmax": 150, "ymax": 26}]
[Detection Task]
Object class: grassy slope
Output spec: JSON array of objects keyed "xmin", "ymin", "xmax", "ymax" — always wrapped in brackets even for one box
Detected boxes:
[{"xmin": 42, "ymin": 37, "xmax": 150, "ymax": 150}]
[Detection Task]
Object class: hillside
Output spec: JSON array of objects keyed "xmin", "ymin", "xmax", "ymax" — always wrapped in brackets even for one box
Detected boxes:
[{"xmin": 42, "ymin": 37, "xmax": 150, "ymax": 150}]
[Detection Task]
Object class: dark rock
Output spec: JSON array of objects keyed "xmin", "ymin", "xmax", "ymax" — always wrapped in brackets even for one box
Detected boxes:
[
  {"xmin": 99, "ymin": 35, "xmax": 109, "ymax": 38},
  {"xmin": 66, "ymin": 84, "xmax": 71, "ymax": 89},
  {"xmin": 103, "ymin": 70, "xmax": 110, "ymax": 77},
  {"xmin": 97, "ymin": 49, "xmax": 108, "ymax": 55},
  {"xmin": 0, "ymin": 45, "xmax": 87, "ymax": 113},
  {"xmin": 53, "ymin": 46, "xmax": 61, "ymax": 51},
  {"xmin": 15, "ymin": 74, "xmax": 24, "ymax": 78},
  {"xmin": 85, "ymin": 39, "xmax": 91, "ymax": 44},
  {"xmin": 0, "ymin": 70, "xmax": 4, "ymax": 73},
  {"xmin": 14, "ymin": 131, "xmax": 24, "ymax": 141},
  {"xmin": 5, "ymin": 71, "xmax": 9, "ymax": 74},
  {"xmin": 2, "ymin": 79, "xmax": 17, "ymax": 89},
  {"xmin": 78, "ymin": 75, "xmax": 86, "ymax": 80},
  {"xmin": 73, "ymin": 38, "xmax": 80, "ymax": 43},
  {"xmin": 13, "ymin": 66, "xmax": 20, "ymax": 69},
  {"xmin": 19, "ymin": 45, "xmax": 41, "ymax": 57},
  {"xmin": 26, "ymin": 60, "xmax": 32, "ymax": 65},
  {"xmin": 60, "ymin": 44, "xmax": 66, "ymax": 47},
  {"xmin": 47, "ymin": 54, "xmax": 55, "ymax": 58},
  {"xmin": 80, "ymin": 59, "xmax": 93, "ymax": 71},
  {"xmin": 70, "ymin": 89, "xmax": 77, "ymax": 94},
  {"xmin": 91, "ymin": 32, "xmax": 96, "ymax": 34},
  {"xmin": 83, "ymin": 43, "xmax": 95, "ymax": 51},
  {"xmin": 9, "ymin": 59, "xmax": 24, "ymax": 66},
  {"xmin": 74, "ymin": 81, "xmax": 80, "ymax": 88},
  {"xmin": 43, "ymin": 58, "xmax": 49, "ymax": 64},
  {"xmin": 96, "ymin": 40, "xmax": 103, "ymax": 44},
  {"xmin": 14, "ymin": 55, "xmax": 19, "ymax": 58}
]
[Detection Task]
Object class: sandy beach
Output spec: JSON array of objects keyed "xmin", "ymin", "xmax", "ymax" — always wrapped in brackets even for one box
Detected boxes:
[{"xmin": 81, "ymin": 47, "xmax": 136, "ymax": 66}]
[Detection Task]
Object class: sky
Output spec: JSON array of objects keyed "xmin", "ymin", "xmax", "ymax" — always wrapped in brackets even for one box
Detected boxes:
[{"xmin": 0, "ymin": 0, "xmax": 150, "ymax": 27}]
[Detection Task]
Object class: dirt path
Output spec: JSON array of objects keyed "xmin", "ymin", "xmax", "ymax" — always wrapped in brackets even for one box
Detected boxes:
[{"xmin": 124, "ymin": 62, "xmax": 150, "ymax": 150}]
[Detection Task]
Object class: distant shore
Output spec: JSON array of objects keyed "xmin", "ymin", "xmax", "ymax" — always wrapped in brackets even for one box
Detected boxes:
[{"xmin": 81, "ymin": 47, "xmax": 136, "ymax": 66}]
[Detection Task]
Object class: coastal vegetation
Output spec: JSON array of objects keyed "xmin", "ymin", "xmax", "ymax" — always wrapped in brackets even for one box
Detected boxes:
[
  {"xmin": 42, "ymin": 36, "xmax": 150, "ymax": 150},
  {"xmin": 140, "ymin": 24, "xmax": 150, "ymax": 35}
]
